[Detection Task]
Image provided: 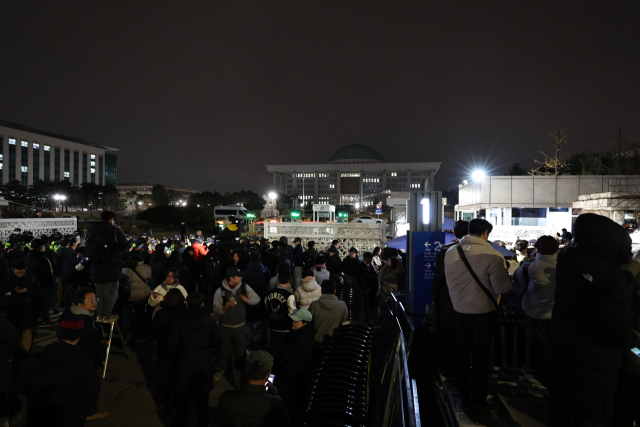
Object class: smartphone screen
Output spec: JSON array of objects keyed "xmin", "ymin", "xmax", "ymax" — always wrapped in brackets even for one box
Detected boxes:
[
  {"xmin": 631, "ymin": 347, "xmax": 640, "ymax": 358},
  {"xmin": 265, "ymin": 374, "xmax": 275, "ymax": 390},
  {"xmin": 164, "ymin": 248, "xmax": 171, "ymax": 254}
]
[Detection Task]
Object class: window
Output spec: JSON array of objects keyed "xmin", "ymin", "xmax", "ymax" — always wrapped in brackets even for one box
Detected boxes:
[
  {"xmin": 21, "ymin": 143, "xmax": 28, "ymax": 186},
  {"xmin": 44, "ymin": 147, "xmax": 50, "ymax": 182},
  {"xmin": 33, "ymin": 142, "xmax": 40, "ymax": 181},
  {"xmin": 54, "ymin": 148, "xmax": 60, "ymax": 182},
  {"xmin": 33, "ymin": 143, "xmax": 39, "ymax": 150},
  {"xmin": 21, "ymin": 166, "xmax": 27, "ymax": 172},
  {"xmin": 21, "ymin": 140, "xmax": 28, "ymax": 147},
  {"xmin": 99, "ymin": 156, "xmax": 103, "ymax": 185},
  {"xmin": 44, "ymin": 145, "xmax": 50, "ymax": 151},
  {"xmin": 82, "ymin": 153, "xmax": 87, "ymax": 183},
  {"xmin": 91, "ymin": 154, "xmax": 96, "ymax": 160},
  {"xmin": 73, "ymin": 152, "xmax": 79, "ymax": 185},
  {"xmin": 90, "ymin": 161, "xmax": 95, "ymax": 167},
  {"xmin": 64, "ymin": 171, "xmax": 70, "ymax": 178},
  {"xmin": 91, "ymin": 168, "xmax": 95, "ymax": 174},
  {"xmin": 8, "ymin": 139, "xmax": 15, "ymax": 145}
]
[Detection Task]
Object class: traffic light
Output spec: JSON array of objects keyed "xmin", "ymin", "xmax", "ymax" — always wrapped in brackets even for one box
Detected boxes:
[
  {"xmin": 291, "ymin": 211, "xmax": 301, "ymax": 218},
  {"xmin": 337, "ymin": 211, "xmax": 348, "ymax": 219}
]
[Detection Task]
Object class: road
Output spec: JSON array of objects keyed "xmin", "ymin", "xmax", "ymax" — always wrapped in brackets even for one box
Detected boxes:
[{"xmin": 10, "ymin": 319, "xmax": 237, "ymax": 427}]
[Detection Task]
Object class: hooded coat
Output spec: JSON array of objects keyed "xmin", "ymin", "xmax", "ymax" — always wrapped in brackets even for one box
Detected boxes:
[
  {"xmin": 19, "ymin": 341, "xmax": 99, "ymax": 427},
  {"xmin": 308, "ymin": 294, "xmax": 348, "ymax": 342},
  {"xmin": 165, "ymin": 306, "xmax": 223, "ymax": 394},
  {"xmin": 122, "ymin": 261, "xmax": 152, "ymax": 301},
  {"xmin": 313, "ymin": 266, "xmax": 330, "ymax": 284},
  {"xmin": 539, "ymin": 213, "xmax": 637, "ymax": 425},
  {"xmin": 294, "ymin": 276, "xmax": 322, "ymax": 310},
  {"xmin": 60, "ymin": 304, "xmax": 103, "ymax": 369}
]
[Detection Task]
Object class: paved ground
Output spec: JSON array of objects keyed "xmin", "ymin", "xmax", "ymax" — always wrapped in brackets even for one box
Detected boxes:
[{"xmin": 9, "ymin": 317, "xmax": 238, "ymax": 427}]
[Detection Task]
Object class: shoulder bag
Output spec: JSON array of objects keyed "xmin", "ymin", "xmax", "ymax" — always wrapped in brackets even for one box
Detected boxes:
[{"xmin": 456, "ymin": 245, "xmax": 501, "ymax": 312}]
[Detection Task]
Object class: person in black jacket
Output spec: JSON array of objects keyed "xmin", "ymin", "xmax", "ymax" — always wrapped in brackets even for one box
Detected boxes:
[
  {"xmin": 5, "ymin": 243, "xmax": 27, "ymax": 269},
  {"xmin": 431, "ymin": 220, "xmax": 467, "ymax": 376},
  {"xmin": 265, "ymin": 272, "xmax": 296, "ymax": 362},
  {"xmin": 7, "ymin": 262, "xmax": 40, "ymax": 351},
  {"xmin": 62, "ymin": 247, "xmax": 91, "ymax": 301},
  {"xmin": 341, "ymin": 247, "xmax": 361, "ymax": 277},
  {"xmin": 86, "ymin": 211, "xmax": 129, "ymax": 323},
  {"xmin": 181, "ymin": 247, "xmax": 200, "ymax": 294},
  {"xmin": 166, "ymin": 292, "xmax": 222, "ymax": 427},
  {"xmin": 302, "ymin": 241, "xmax": 318, "ymax": 271},
  {"xmin": 358, "ymin": 252, "xmax": 379, "ymax": 308},
  {"xmin": 200, "ymin": 245, "xmax": 222, "ymax": 312},
  {"xmin": 59, "ymin": 288, "xmax": 103, "ymax": 373},
  {"xmin": 539, "ymin": 214, "xmax": 640, "ymax": 426},
  {"xmin": 0, "ymin": 316, "xmax": 21, "ymax": 425},
  {"xmin": 179, "ymin": 221, "xmax": 188, "ymax": 242},
  {"xmin": 326, "ymin": 247, "xmax": 342, "ymax": 276},
  {"xmin": 152, "ymin": 288, "xmax": 186, "ymax": 411},
  {"xmin": 25, "ymin": 239, "xmax": 57, "ymax": 327},
  {"xmin": 278, "ymin": 309, "xmax": 316, "ymax": 424},
  {"xmin": 218, "ymin": 350, "xmax": 292, "ymax": 427},
  {"xmin": 19, "ymin": 315, "xmax": 103, "ymax": 426}
]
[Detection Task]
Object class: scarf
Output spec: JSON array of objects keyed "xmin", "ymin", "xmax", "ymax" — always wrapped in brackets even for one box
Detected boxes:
[{"xmin": 160, "ymin": 279, "xmax": 181, "ymax": 292}]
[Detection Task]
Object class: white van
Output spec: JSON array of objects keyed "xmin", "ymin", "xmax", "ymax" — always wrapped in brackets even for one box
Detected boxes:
[{"xmin": 213, "ymin": 206, "xmax": 249, "ymax": 220}]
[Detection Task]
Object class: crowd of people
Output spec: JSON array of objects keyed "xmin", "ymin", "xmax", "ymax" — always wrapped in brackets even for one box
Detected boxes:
[
  {"xmin": 0, "ymin": 212, "xmax": 403, "ymax": 427},
  {"xmin": 433, "ymin": 216, "xmax": 640, "ymax": 426}
]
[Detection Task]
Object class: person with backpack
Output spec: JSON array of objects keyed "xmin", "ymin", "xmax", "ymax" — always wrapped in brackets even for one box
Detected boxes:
[
  {"xmin": 86, "ymin": 211, "xmax": 129, "ymax": 323},
  {"xmin": 212, "ymin": 267, "xmax": 261, "ymax": 383},
  {"xmin": 121, "ymin": 252, "xmax": 152, "ymax": 341}
]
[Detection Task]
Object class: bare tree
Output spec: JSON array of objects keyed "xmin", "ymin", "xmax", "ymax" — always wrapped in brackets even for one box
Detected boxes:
[{"xmin": 530, "ymin": 129, "xmax": 570, "ymax": 175}]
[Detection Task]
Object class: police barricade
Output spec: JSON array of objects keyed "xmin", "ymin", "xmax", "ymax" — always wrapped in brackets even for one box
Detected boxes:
[{"xmin": 303, "ymin": 277, "xmax": 419, "ymax": 427}]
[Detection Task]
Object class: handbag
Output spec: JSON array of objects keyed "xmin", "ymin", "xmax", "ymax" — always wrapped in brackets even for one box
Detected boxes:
[{"xmin": 456, "ymin": 245, "xmax": 501, "ymax": 312}]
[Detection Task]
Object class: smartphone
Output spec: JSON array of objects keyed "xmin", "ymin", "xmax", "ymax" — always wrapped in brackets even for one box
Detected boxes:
[
  {"xmin": 631, "ymin": 347, "xmax": 640, "ymax": 358},
  {"xmin": 164, "ymin": 248, "xmax": 171, "ymax": 254},
  {"xmin": 265, "ymin": 374, "xmax": 275, "ymax": 390}
]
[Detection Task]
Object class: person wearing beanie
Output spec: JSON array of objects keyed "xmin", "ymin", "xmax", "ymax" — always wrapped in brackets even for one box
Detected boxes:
[
  {"xmin": 294, "ymin": 269, "xmax": 322, "ymax": 310},
  {"xmin": 19, "ymin": 315, "xmax": 105, "ymax": 426},
  {"xmin": 218, "ymin": 350, "xmax": 291, "ymax": 427},
  {"xmin": 212, "ymin": 267, "xmax": 260, "ymax": 383},
  {"xmin": 166, "ymin": 292, "xmax": 222, "ymax": 427}
]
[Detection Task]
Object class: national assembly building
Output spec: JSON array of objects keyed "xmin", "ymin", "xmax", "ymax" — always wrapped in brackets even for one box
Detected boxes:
[{"xmin": 267, "ymin": 144, "xmax": 440, "ymax": 208}]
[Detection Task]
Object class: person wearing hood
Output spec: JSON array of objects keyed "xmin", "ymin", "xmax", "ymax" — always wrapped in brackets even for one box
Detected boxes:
[
  {"xmin": 294, "ymin": 269, "xmax": 322, "ymax": 310},
  {"xmin": 267, "ymin": 261, "xmax": 293, "ymax": 293},
  {"xmin": 25, "ymin": 239, "xmax": 57, "ymax": 327},
  {"xmin": 59, "ymin": 288, "xmax": 103, "ymax": 372},
  {"xmin": 312, "ymin": 255, "xmax": 330, "ymax": 284},
  {"xmin": 217, "ymin": 216, "xmax": 242, "ymax": 260},
  {"xmin": 213, "ymin": 267, "xmax": 261, "ymax": 382},
  {"xmin": 278, "ymin": 308, "xmax": 317, "ymax": 424},
  {"xmin": 308, "ymin": 279, "xmax": 348, "ymax": 343},
  {"xmin": 86, "ymin": 211, "xmax": 129, "ymax": 324},
  {"xmin": 148, "ymin": 269, "xmax": 188, "ymax": 317},
  {"xmin": 166, "ymin": 292, "xmax": 222, "ymax": 427},
  {"xmin": 539, "ymin": 213, "xmax": 640, "ymax": 426},
  {"xmin": 19, "ymin": 316, "xmax": 103, "ymax": 427}
]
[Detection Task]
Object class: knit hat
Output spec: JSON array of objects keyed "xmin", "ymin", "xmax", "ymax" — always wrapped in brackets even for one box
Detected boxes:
[{"xmin": 56, "ymin": 316, "xmax": 85, "ymax": 341}]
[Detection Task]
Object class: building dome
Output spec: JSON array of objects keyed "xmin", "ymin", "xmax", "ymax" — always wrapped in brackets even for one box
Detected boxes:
[{"xmin": 327, "ymin": 144, "xmax": 386, "ymax": 164}]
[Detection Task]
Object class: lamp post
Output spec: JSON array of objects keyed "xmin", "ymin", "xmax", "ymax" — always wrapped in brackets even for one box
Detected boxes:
[
  {"xmin": 268, "ymin": 192, "xmax": 277, "ymax": 218},
  {"xmin": 53, "ymin": 195, "xmax": 66, "ymax": 218}
]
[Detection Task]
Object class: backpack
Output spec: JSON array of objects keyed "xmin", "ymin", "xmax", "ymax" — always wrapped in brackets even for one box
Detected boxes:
[{"xmin": 87, "ymin": 228, "xmax": 118, "ymax": 264}]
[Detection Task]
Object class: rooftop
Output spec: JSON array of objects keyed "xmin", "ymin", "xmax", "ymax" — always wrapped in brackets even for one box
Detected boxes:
[{"xmin": 328, "ymin": 144, "xmax": 386, "ymax": 163}]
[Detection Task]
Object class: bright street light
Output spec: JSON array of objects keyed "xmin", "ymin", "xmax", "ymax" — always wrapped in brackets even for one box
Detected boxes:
[
  {"xmin": 300, "ymin": 203, "xmax": 304, "ymax": 207},
  {"xmin": 268, "ymin": 192, "xmax": 277, "ymax": 199},
  {"xmin": 472, "ymin": 170, "xmax": 486, "ymax": 181},
  {"xmin": 462, "ymin": 180, "xmax": 468, "ymax": 185}
]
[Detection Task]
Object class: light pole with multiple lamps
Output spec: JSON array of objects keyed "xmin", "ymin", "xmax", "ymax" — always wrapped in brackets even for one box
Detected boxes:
[{"xmin": 268, "ymin": 192, "xmax": 277, "ymax": 218}]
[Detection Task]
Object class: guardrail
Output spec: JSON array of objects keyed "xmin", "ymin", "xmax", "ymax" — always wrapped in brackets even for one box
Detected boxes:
[{"xmin": 0, "ymin": 218, "xmax": 77, "ymax": 242}]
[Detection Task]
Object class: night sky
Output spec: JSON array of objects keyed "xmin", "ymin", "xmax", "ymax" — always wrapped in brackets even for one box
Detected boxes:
[{"xmin": 1, "ymin": 1, "xmax": 639, "ymax": 194}]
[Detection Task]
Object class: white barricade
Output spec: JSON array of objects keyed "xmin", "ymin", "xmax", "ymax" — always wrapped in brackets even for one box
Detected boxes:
[
  {"xmin": 263, "ymin": 222, "xmax": 385, "ymax": 257},
  {"xmin": 0, "ymin": 217, "xmax": 77, "ymax": 242}
]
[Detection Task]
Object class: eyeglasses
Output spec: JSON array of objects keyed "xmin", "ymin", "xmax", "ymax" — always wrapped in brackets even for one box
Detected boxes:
[{"xmin": 86, "ymin": 298, "xmax": 99, "ymax": 303}]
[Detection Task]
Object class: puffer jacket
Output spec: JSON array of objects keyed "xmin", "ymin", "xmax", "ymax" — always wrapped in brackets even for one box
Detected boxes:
[
  {"xmin": 313, "ymin": 266, "xmax": 330, "ymax": 284},
  {"xmin": 444, "ymin": 235, "xmax": 512, "ymax": 314},
  {"xmin": 294, "ymin": 276, "xmax": 322, "ymax": 310},
  {"xmin": 378, "ymin": 261, "xmax": 404, "ymax": 289},
  {"xmin": 123, "ymin": 261, "xmax": 152, "ymax": 301},
  {"xmin": 539, "ymin": 213, "xmax": 638, "ymax": 425},
  {"xmin": 521, "ymin": 253, "xmax": 557, "ymax": 320}
]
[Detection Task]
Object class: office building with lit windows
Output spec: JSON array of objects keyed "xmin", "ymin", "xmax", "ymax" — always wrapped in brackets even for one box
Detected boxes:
[
  {"xmin": 267, "ymin": 145, "xmax": 440, "ymax": 207},
  {"xmin": 0, "ymin": 120, "xmax": 118, "ymax": 188}
]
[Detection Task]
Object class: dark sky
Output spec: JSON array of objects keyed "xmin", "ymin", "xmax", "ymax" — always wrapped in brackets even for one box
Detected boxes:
[{"xmin": 1, "ymin": 1, "xmax": 639, "ymax": 194}]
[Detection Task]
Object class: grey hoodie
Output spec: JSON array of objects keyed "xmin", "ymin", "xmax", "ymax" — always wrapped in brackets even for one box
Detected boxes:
[
  {"xmin": 213, "ymin": 278, "xmax": 261, "ymax": 328},
  {"xmin": 308, "ymin": 294, "xmax": 348, "ymax": 342}
]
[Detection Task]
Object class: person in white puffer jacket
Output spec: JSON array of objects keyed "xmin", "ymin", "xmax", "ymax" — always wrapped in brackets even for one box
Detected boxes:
[{"xmin": 294, "ymin": 269, "xmax": 322, "ymax": 310}]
